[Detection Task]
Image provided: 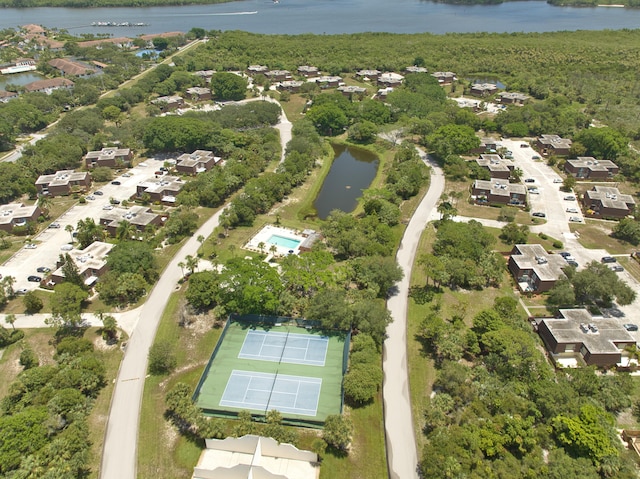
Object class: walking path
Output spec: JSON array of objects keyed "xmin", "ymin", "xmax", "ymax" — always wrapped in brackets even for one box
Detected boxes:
[{"xmin": 383, "ymin": 149, "xmax": 444, "ymax": 479}]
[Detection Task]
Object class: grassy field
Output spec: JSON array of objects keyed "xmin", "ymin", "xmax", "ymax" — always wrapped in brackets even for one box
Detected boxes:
[{"xmin": 570, "ymin": 220, "xmax": 634, "ymax": 254}]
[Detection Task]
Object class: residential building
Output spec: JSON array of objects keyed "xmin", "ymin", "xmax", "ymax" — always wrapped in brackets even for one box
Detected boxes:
[
  {"xmin": 297, "ymin": 65, "xmax": 319, "ymax": 78},
  {"xmin": 0, "ymin": 91, "xmax": 18, "ymax": 103},
  {"xmin": 48, "ymin": 58, "xmax": 95, "ymax": 78},
  {"xmin": 497, "ymin": 91, "xmax": 529, "ymax": 105},
  {"xmin": 583, "ymin": 185, "xmax": 635, "ymax": 219},
  {"xmin": 475, "ymin": 154, "xmax": 515, "ymax": 180},
  {"xmin": 276, "ymin": 80, "xmax": 304, "ymax": 92},
  {"xmin": 136, "ymin": 175, "xmax": 184, "ymax": 204},
  {"xmin": 431, "ymin": 71, "xmax": 457, "ymax": 85},
  {"xmin": 176, "ymin": 150, "xmax": 221, "ymax": 175},
  {"xmin": 405, "ymin": 65, "xmax": 428, "ymax": 74},
  {"xmin": 299, "ymin": 229, "xmax": 322, "ymax": 253},
  {"xmin": 470, "ymin": 83, "xmax": 498, "ymax": 97},
  {"xmin": 265, "ymin": 70, "xmax": 292, "ymax": 82},
  {"xmin": 470, "ymin": 136, "xmax": 499, "ymax": 155},
  {"xmin": 376, "ymin": 86, "xmax": 394, "ymax": 100},
  {"xmin": 139, "ymin": 31, "xmax": 184, "ymax": 43},
  {"xmin": 508, "ymin": 244, "xmax": 567, "ymax": 293},
  {"xmin": 471, "ymin": 179, "xmax": 527, "ymax": 207},
  {"xmin": 49, "ymin": 241, "xmax": 114, "ymax": 287},
  {"xmin": 85, "ymin": 147, "xmax": 133, "ymax": 169},
  {"xmin": 194, "ymin": 70, "xmax": 215, "ymax": 83},
  {"xmin": 92, "ymin": 61, "xmax": 109, "ymax": 70},
  {"xmin": 355, "ymin": 69, "xmax": 381, "ymax": 80},
  {"xmin": 537, "ymin": 309, "xmax": 636, "ymax": 367},
  {"xmin": 246, "ymin": 65, "xmax": 269, "ymax": 76},
  {"xmin": 192, "ymin": 435, "xmax": 319, "ymax": 479},
  {"xmin": 536, "ymin": 134, "xmax": 573, "ymax": 156},
  {"xmin": 185, "ymin": 87, "xmax": 212, "ymax": 102},
  {"xmin": 313, "ymin": 75, "xmax": 342, "ymax": 88},
  {"xmin": 0, "ymin": 203, "xmax": 41, "ymax": 232},
  {"xmin": 21, "ymin": 24, "xmax": 46, "ymax": 35},
  {"xmin": 151, "ymin": 95, "xmax": 185, "ymax": 112},
  {"xmin": 564, "ymin": 157, "xmax": 618, "ymax": 180},
  {"xmin": 23, "ymin": 78, "xmax": 74, "ymax": 94},
  {"xmin": 77, "ymin": 37, "xmax": 133, "ymax": 49},
  {"xmin": 337, "ymin": 85, "xmax": 367, "ymax": 97},
  {"xmin": 99, "ymin": 205, "xmax": 164, "ymax": 237},
  {"xmin": 35, "ymin": 170, "xmax": 91, "ymax": 197},
  {"xmin": 377, "ymin": 72, "xmax": 404, "ymax": 87}
]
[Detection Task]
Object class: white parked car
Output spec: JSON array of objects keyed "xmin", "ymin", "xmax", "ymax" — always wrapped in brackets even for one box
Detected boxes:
[
  {"xmin": 569, "ymin": 216, "xmax": 582, "ymax": 222},
  {"xmin": 60, "ymin": 244, "xmax": 73, "ymax": 251},
  {"xmin": 564, "ymin": 195, "xmax": 576, "ymax": 201},
  {"xmin": 553, "ymin": 178, "xmax": 563, "ymax": 183},
  {"xmin": 103, "ymin": 204, "xmax": 114, "ymax": 210},
  {"xmin": 528, "ymin": 188, "xmax": 540, "ymax": 195},
  {"xmin": 566, "ymin": 207, "xmax": 579, "ymax": 214},
  {"xmin": 24, "ymin": 243, "xmax": 37, "ymax": 249}
]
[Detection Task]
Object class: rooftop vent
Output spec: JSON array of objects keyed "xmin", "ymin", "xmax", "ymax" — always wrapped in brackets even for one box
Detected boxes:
[{"xmin": 535, "ymin": 256, "xmax": 548, "ymax": 265}]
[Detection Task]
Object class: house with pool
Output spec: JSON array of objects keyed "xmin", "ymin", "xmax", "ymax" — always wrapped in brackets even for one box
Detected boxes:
[{"xmin": 244, "ymin": 226, "xmax": 320, "ymax": 257}]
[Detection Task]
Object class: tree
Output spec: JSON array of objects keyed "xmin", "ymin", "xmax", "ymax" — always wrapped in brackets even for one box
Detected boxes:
[
  {"xmin": 184, "ymin": 254, "xmax": 199, "ymax": 274},
  {"xmin": 107, "ymin": 241, "xmax": 158, "ymax": 283},
  {"xmin": 562, "ymin": 175, "xmax": 577, "ymax": 192},
  {"xmin": 499, "ymin": 222, "xmax": 529, "ymax": 245},
  {"xmin": 323, "ymin": 414, "xmax": 353, "ymax": 452},
  {"xmin": 308, "ymin": 289, "xmax": 352, "ymax": 331},
  {"xmin": 75, "ymin": 217, "xmax": 104, "ymax": 249},
  {"xmin": 61, "ymin": 253, "xmax": 85, "ymax": 288},
  {"xmin": 36, "ymin": 195, "xmax": 51, "ymax": 218},
  {"xmin": 152, "ymin": 37, "xmax": 169, "ymax": 50},
  {"xmin": 572, "ymin": 261, "xmax": 636, "ymax": 306},
  {"xmin": 210, "ymin": 72, "xmax": 248, "ymax": 101},
  {"xmin": 19, "ymin": 348, "xmax": 38, "ymax": 369},
  {"xmin": 612, "ymin": 218, "xmax": 640, "ymax": 245},
  {"xmin": 116, "ymin": 220, "xmax": 134, "ymax": 241},
  {"xmin": 4, "ymin": 313, "xmax": 17, "ymax": 330},
  {"xmin": 575, "ymin": 127, "xmax": 628, "ymax": 160},
  {"xmin": 306, "ymin": 102, "xmax": 349, "ymax": 135},
  {"xmin": 48, "ymin": 283, "xmax": 88, "ymax": 328},
  {"xmin": 351, "ymin": 255, "xmax": 403, "ymax": 298},
  {"xmin": 343, "ymin": 363, "xmax": 382, "ymax": 404},
  {"xmin": 148, "ymin": 340, "xmax": 177, "ymax": 375},
  {"xmin": 418, "ymin": 253, "xmax": 449, "ymax": 289},
  {"xmin": 547, "ymin": 279, "xmax": 576, "ymax": 308},
  {"xmin": 186, "ymin": 271, "xmax": 218, "ymax": 310},
  {"xmin": 348, "ymin": 121, "xmax": 378, "ymax": 143},
  {"xmin": 197, "ymin": 234, "xmax": 205, "ymax": 256},
  {"xmin": 65, "ymin": 224, "xmax": 74, "ymax": 243},
  {"xmin": 426, "ymin": 124, "xmax": 480, "ymax": 159},
  {"xmin": 101, "ymin": 315, "xmax": 117, "ymax": 342},
  {"xmin": 22, "ymin": 292, "xmax": 43, "ymax": 314}
]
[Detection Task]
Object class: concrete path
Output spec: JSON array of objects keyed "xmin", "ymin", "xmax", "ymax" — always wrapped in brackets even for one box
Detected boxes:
[
  {"xmin": 383, "ymin": 150, "xmax": 444, "ymax": 479},
  {"xmin": 100, "ymin": 206, "xmax": 225, "ymax": 479},
  {"xmin": 1, "ymin": 309, "xmax": 140, "ymax": 336}
]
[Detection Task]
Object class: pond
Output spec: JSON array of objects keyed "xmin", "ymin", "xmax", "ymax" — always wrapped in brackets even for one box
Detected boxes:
[
  {"xmin": 313, "ymin": 144, "xmax": 379, "ymax": 220},
  {"xmin": 0, "ymin": 71, "xmax": 45, "ymax": 90}
]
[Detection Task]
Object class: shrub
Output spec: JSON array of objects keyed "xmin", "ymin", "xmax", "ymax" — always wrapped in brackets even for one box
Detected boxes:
[
  {"xmin": 148, "ymin": 340, "xmax": 177, "ymax": 375},
  {"xmin": 552, "ymin": 240, "xmax": 563, "ymax": 249},
  {"xmin": 538, "ymin": 232, "xmax": 548, "ymax": 240},
  {"xmin": 23, "ymin": 291, "xmax": 43, "ymax": 314},
  {"xmin": 55, "ymin": 337, "xmax": 94, "ymax": 358},
  {"xmin": 19, "ymin": 348, "xmax": 38, "ymax": 369}
]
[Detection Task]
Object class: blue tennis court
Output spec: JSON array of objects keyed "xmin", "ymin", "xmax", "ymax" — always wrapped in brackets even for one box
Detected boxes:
[
  {"xmin": 239, "ymin": 330, "xmax": 329, "ymax": 366},
  {"xmin": 219, "ymin": 370, "xmax": 322, "ymax": 416}
]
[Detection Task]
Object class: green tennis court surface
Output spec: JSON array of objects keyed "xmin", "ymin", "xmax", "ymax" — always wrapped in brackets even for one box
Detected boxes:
[{"xmin": 194, "ymin": 317, "xmax": 349, "ymax": 426}]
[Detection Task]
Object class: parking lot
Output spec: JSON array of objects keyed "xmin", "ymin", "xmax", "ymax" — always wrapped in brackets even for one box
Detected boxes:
[{"xmin": 0, "ymin": 158, "xmax": 166, "ymax": 292}]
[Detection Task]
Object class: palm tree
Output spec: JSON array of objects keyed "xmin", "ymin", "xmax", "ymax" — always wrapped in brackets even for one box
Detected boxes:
[
  {"xmin": 178, "ymin": 261, "xmax": 186, "ymax": 279},
  {"xmin": 37, "ymin": 195, "xmax": 52, "ymax": 219},
  {"xmin": 185, "ymin": 254, "xmax": 199, "ymax": 274},
  {"xmin": 269, "ymin": 244, "xmax": 278, "ymax": 257},
  {"xmin": 197, "ymin": 234, "xmax": 205, "ymax": 256},
  {"xmin": 258, "ymin": 241, "xmax": 265, "ymax": 255},
  {"xmin": 116, "ymin": 220, "xmax": 134, "ymax": 241},
  {"xmin": 65, "ymin": 224, "xmax": 74, "ymax": 242}
]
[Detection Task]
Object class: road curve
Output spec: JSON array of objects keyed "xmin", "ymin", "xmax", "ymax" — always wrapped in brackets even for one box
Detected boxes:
[{"xmin": 383, "ymin": 152, "xmax": 444, "ymax": 479}]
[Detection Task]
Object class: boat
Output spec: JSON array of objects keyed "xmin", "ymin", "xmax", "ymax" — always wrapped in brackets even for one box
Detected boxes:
[{"xmin": 90, "ymin": 21, "xmax": 150, "ymax": 27}]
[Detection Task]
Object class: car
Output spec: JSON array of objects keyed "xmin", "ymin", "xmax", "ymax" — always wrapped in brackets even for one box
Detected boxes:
[
  {"xmin": 110, "ymin": 199, "xmax": 121, "ymax": 205},
  {"xmin": 94, "ymin": 190, "xmax": 104, "ymax": 196},
  {"xmin": 569, "ymin": 216, "xmax": 582, "ymax": 222},
  {"xmin": 525, "ymin": 178, "xmax": 536, "ymax": 183},
  {"xmin": 610, "ymin": 264, "xmax": 624, "ymax": 272},
  {"xmin": 122, "ymin": 173, "xmax": 132, "ymax": 178},
  {"xmin": 159, "ymin": 166, "xmax": 168, "ymax": 171},
  {"xmin": 60, "ymin": 244, "xmax": 73, "ymax": 251},
  {"xmin": 624, "ymin": 324, "xmax": 639, "ymax": 332},
  {"xmin": 567, "ymin": 260, "xmax": 579, "ymax": 268},
  {"xmin": 564, "ymin": 195, "xmax": 576, "ymax": 201},
  {"xmin": 532, "ymin": 155, "xmax": 541, "ymax": 160},
  {"xmin": 24, "ymin": 243, "xmax": 37, "ymax": 249},
  {"xmin": 528, "ymin": 188, "xmax": 540, "ymax": 194},
  {"xmin": 48, "ymin": 222, "xmax": 61, "ymax": 228},
  {"xmin": 27, "ymin": 275, "xmax": 41, "ymax": 282},
  {"xmin": 601, "ymin": 256, "xmax": 617, "ymax": 263},
  {"xmin": 86, "ymin": 195, "xmax": 95, "ymax": 200},
  {"xmin": 36, "ymin": 266, "xmax": 50, "ymax": 273},
  {"xmin": 553, "ymin": 178, "xmax": 563, "ymax": 183},
  {"xmin": 111, "ymin": 180, "xmax": 121, "ymax": 185},
  {"xmin": 532, "ymin": 212, "xmax": 546, "ymax": 218},
  {"xmin": 16, "ymin": 288, "xmax": 28, "ymax": 295},
  {"xmin": 559, "ymin": 252, "xmax": 571, "ymax": 258},
  {"xmin": 566, "ymin": 207, "xmax": 579, "ymax": 213},
  {"xmin": 520, "ymin": 143, "xmax": 528, "ymax": 148},
  {"xmin": 138, "ymin": 162, "xmax": 148, "ymax": 167},
  {"xmin": 103, "ymin": 204, "xmax": 114, "ymax": 210}
]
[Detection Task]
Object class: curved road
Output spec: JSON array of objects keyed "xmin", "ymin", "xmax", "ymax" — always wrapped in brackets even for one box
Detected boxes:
[
  {"xmin": 383, "ymin": 151, "xmax": 444, "ymax": 479},
  {"xmin": 100, "ymin": 100, "xmax": 290, "ymax": 479}
]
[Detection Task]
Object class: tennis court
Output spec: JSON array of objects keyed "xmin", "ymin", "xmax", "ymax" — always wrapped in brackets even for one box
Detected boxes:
[
  {"xmin": 239, "ymin": 330, "xmax": 329, "ymax": 366},
  {"xmin": 193, "ymin": 317, "xmax": 349, "ymax": 426},
  {"xmin": 220, "ymin": 370, "xmax": 322, "ymax": 416}
]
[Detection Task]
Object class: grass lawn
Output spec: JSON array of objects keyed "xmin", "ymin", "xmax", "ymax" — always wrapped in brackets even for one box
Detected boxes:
[
  {"xmin": 570, "ymin": 221, "xmax": 634, "ymax": 254},
  {"xmin": 278, "ymin": 93, "xmax": 307, "ymax": 123}
]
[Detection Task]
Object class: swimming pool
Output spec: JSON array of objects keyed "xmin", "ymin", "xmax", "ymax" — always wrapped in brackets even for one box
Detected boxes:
[{"xmin": 267, "ymin": 234, "xmax": 301, "ymax": 250}]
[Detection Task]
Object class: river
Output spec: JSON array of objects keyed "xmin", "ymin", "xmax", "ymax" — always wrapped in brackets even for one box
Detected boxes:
[{"xmin": 1, "ymin": 0, "xmax": 640, "ymax": 35}]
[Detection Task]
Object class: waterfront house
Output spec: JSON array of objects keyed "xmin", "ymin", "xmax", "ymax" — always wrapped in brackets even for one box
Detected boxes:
[
  {"xmin": 77, "ymin": 37, "xmax": 133, "ymax": 49},
  {"xmin": 0, "ymin": 91, "xmax": 18, "ymax": 103},
  {"xmin": 23, "ymin": 78, "xmax": 74, "ymax": 94},
  {"xmin": 48, "ymin": 58, "xmax": 95, "ymax": 78}
]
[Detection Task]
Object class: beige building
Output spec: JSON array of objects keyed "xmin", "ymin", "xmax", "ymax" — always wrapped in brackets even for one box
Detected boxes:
[
  {"xmin": 85, "ymin": 147, "xmax": 133, "ymax": 169},
  {"xmin": 508, "ymin": 244, "xmax": 568, "ymax": 293},
  {"xmin": 176, "ymin": 150, "xmax": 221, "ymax": 175},
  {"xmin": 192, "ymin": 435, "xmax": 319, "ymax": 479},
  {"xmin": 0, "ymin": 203, "xmax": 41, "ymax": 232},
  {"xmin": 35, "ymin": 170, "xmax": 91, "ymax": 197},
  {"xmin": 50, "ymin": 241, "xmax": 114, "ymax": 287},
  {"xmin": 136, "ymin": 175, "xmax": 184, "ymax": 204},
  {"xmin": 583, "ymin": 185, "xmax": 635, "ymax": 219},
  {"xmin": 99, "ymin": 205, "xmax": 164, "ymax": 237}
]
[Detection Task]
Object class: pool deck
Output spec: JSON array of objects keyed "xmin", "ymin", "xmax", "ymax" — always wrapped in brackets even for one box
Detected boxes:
[{"xmin": 244, "ymin": 225, "xmax": 306, "ymax": 257}]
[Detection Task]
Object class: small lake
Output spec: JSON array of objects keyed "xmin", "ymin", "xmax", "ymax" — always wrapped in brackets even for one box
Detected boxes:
[
  {"xmin": 0, "ymin": 71, "xmax": 45, "ymax": 90},
  {"xmin": 313, "ymin": 144, "xmax": 379, "ymax": 220}
]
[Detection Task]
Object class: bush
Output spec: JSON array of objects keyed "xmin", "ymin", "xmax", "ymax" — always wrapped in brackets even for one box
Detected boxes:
[
  {"xmin": 538, "ymin": 232, "xmax": 548, "ymax": 240},
  {"xmin": 148, "ymin": 340, "xmax": 177, "ymax": 375},
  {"xmin": 55, "ymin": 337, "xmax": 94, "ymax": 358},
  {"xmin": 552, "ymin": 240, "xmax": 564, "ymax": 249},
  {"xmin": 19, "ymin": 348, "xmax": 38, "ymax": 369},
  {"xmin": 22, "ymin": 291, "xmax": 43, "ymax": 314},
  {"xmin": 78, "ymin": 197, "xmax": 86, "ymax": 204},
  {"xmin": 343, "ymin": 363, "xmax": 382, "ymax": 404}
]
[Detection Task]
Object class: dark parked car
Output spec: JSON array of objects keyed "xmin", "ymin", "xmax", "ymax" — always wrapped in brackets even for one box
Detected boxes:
[
  {"xmin": 94, "ymin": 190, "xmax": 104, "ymax": 196},
  {"xmin": 566, "ymin": 260, "xmax": 579, "ymax": 268},
  {"xmin": 624, "ymin": 324, "xmax": 638, "ymax": 332},
  {"xmin": 601, "ymin": 256, "xmax": 617, "ymax": 263},
  {"xmin": 36, "ymin": 266, "xmax": 50, "ymax": 273},
  {"xmin": 610, "ymin": 264, "xmax": 624, "ymax": 272},
  {"xmin": 525, "ymin": 178, "xmax": 535, "ymax": 183},
  {"xmin": 532, "ymin": 212, "xmax": 546, "ymax": 218},
  {"xmin": 27, "ymin": 275, "xmax": 42, "ymax": 282},
  {"xmin": 111, "ymin": 180, "xmax": 121, "ymax": 186}
]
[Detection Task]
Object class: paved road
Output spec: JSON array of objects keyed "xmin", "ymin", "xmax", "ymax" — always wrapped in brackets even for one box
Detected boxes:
[{"xmin": 383, "ymin": 150, "xmax": 444, "ymax": 479}]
